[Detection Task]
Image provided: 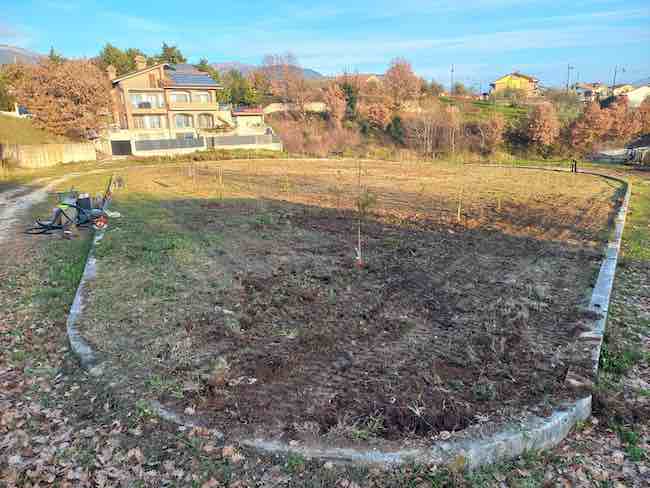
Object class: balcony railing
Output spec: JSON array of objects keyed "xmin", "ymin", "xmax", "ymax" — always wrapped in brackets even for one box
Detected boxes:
[{"xmin": 131, "ymin": 102, "xmax": 166, "ymax": 111}]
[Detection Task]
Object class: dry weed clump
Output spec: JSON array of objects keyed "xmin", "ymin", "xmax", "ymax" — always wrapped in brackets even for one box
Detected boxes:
[{"xmin": 147, "ymin": 328, "xmax": 195, "ymax": 369}]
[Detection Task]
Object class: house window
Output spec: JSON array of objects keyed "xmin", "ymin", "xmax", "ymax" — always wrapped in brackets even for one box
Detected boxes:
[
  {"xmin": 134, "ymin": 115, "xmax": 163, "ymax": 129},
  {"xmin": 130, "ymin": 92, "xmax": 164, "ymax": 109},
  {"xmin": 193, "ymin": 92, "xmax": 210, "ymax": 103},
  {"xmin": 149, "ymin": 73, "xmax": 157, "ymax": 88},
  {"xmin": 170, "ymin": 92, "xmax": 190, "ymax": 103},
  {"xmin": 197, "ymin": 114, "xmax": 214, "ymax": 128},
  {"xmin": 175, "ymin": 114, "xmax": 193, "ymax": 128}
]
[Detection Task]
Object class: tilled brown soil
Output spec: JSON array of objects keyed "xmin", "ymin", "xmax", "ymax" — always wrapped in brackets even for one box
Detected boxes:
[
  {"xmin": 71, "ymin": 162, "xmax": 622, "ymax": 445},
  {"xmin": 166, "ymin": 200, "xmax": 606, "ymax": 441}
]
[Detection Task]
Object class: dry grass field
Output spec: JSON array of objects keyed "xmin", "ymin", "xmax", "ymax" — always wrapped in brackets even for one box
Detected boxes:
[{"xmin": 49, "ymin": 159, "xmax": 623, "ymax": 448}]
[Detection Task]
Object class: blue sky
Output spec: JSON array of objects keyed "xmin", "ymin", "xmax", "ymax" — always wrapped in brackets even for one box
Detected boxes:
[{"xmin": 2, "ymin": 0, "xmax": 649, "ymax": 88}]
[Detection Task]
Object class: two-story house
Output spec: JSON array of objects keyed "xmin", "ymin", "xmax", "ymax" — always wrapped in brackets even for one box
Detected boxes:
[
  {"xmin": 108, "ymin": 56, "xmax": 234, "ymax": 140},
  {"xmin": 490, "ymin": 72, "xmax": 540, "ymax": 97}
]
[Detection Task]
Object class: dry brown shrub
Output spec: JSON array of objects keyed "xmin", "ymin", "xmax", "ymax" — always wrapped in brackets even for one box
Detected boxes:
[
  {"xmin": 570, "ymin": 102, "xmax": 613, "ymax": 154},
  {"xmin": 3, "ymin": 59, "xmax": 111, "ymax": 138},
  {"xmin": 270, "ymin": 116, "xmax": 361, "ymax": 156},
  {"xmin": 526, "ymin": 102, "xmax": 561, "ymax": 148},
  {"xmin": 606, "ymin": 98, "xmax": 642, "ymax": 142},
  {"xmin": 364, "ymin": 103, "xmax": 391, "ymax": 130}
]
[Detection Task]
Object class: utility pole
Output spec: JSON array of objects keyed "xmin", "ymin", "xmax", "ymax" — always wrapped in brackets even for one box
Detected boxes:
[
  {"xmin": 566, "ymin": 64, "xmax": 575, "ymax": 93},
  {"xmin": 612, "ymin": 66, "xmax": 625, "ymax": 93},
  {"xmin": 450, "ymin": 64, "xmax": 455, "ymax": 96}
]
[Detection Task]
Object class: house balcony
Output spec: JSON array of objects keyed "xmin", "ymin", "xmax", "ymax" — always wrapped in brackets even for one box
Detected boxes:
[
  {"xmin": 130, "ymin": 102, "xmax": 168, "ymax": 114},
  {"xmin": 167, "ymin": 100, "xmax": 221, "ymax": 111}
]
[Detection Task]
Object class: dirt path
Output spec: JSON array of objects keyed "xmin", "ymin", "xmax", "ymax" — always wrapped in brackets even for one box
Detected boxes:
[{"xmin": 0, "ymin": 176, "xmax": 75, "ymax": 242}]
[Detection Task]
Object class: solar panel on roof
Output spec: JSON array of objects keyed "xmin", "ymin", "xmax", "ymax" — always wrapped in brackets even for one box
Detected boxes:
[{"xmin": 168, "ymin": 72, "xmax": 220, "ymax": 87}]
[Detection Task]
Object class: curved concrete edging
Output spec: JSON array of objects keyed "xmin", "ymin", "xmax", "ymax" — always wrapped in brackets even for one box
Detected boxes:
[
  {"xmin": 66, "ymin": 231, "xmax": 105, "ymax": 377},
  {"xmin": 63, "ymin": 164, "xmax": 631, "ymax": 469}
]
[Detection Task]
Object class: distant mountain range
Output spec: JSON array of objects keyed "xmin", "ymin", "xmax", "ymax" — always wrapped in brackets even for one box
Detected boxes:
[
  {"xmin": 632, "ymin": 77, "xmax": 650, "ymax": 86},
  {"xmin": 0, "ymin": 44, "xmax": 42, "ymax": 65},
  {"xmin": 0, "ymin": 45, "xmax": 326, "ymax": 81},
  {"xmin": 211, "ymin": 61, "xmax": 325, "ymax": 80}
]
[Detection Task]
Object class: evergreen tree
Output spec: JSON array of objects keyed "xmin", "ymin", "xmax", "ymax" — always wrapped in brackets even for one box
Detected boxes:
[
  {"xmin": 340, "ymin": 82, "xmax": 358, "ymax": 119},
  {"xmin": 48, "ymin": 47, "xmax": 65, "ymax": 64},
  {"xmin": 98, "ymin": 43, "xmax": 131, "ymax": 75},
  {"xmin": 157, "ymin": 42, "xmax": 186, "ymax": 64}
]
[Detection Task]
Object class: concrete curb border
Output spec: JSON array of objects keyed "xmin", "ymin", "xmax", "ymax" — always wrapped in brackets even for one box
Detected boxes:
[
  {"xmin": 66, "ymin": 231, "xmax": 105, "ymax": 377},
  {"xmin": 63, "ymin": 166, "xmax": 631, "ymax": 469},
  {"xmin": 566, "ymin": 173, "xmax": 631, "ymax": 387}
]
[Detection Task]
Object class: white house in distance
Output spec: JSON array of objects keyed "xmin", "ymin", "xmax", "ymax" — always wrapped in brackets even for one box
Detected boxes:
[{"xmin": 625, "ymin": 86, "xmax": 650, "ymax": 108}]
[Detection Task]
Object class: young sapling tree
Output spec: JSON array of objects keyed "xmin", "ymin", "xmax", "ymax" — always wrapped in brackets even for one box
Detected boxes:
[{"xmin": 355, "ymin": 160, "xmax": 376, "ymax": 268}]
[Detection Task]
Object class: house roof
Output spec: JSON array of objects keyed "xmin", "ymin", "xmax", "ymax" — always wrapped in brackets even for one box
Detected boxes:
[
  {"xmin": 493, "ymin": 72, "xmax": 539, "ymax": 84},
  {"xmin": 111, "ymin": 63, "xmax": 168, "ymax": 84},
  {"xmin": 111, "ymin": 63, "xmax": 221, "ymax": 88},
  {"xmin": 232, "ymin": 107, "xmax": 264, "ymax": 116},
  {"xmin": 165, "ymin": 65, "xmax": 221, "ymax": 88}
]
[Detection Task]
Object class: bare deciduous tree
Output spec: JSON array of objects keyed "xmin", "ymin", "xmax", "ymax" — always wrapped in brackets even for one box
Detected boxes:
[
  {"xmin": 403, "ymin": 107, "xmax": 462, "ymax": 157},
  {"xmin": 322, "ymin": 82, "xmax": 346, "ymax": 128},
  {"xmin": 638, "ymin": 97, "xmax": 650, "ymax": 134},
  {"xmin": 383, "ymin": 58, "xmax": 421, "ymax": 112},
  {"xmin": 263, "ymin": 52, "xmax": 313, "ymax": 118},
  {"xmin": 248, "ymin": 69, "xmax": 271, "ymax": 96},
  {"xmin": 477, "ymin": 115, "xmax": 505, "ymax": 154}
]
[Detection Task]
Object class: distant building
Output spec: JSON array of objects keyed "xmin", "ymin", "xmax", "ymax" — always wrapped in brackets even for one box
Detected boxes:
[
  {"xmin": 106, "ymin": 56, "xmax": 281, "ymax": 155},
  {"xmin": 624, "ymin": 86, "xmax": 650, "ymax": 108},
  {"xmin": 490, "ymin": 72, "xmax": 540, "ymax": 97},
  {"xmin": 611, "ymin": 84, "xmax": 635, "ymax": 97},
  {"xmin": 108, "ymin": 56, "xmax": 235, "ymax": 140},
  {"xmin": 574, "ymin": 82, "xmax": 609, "ymax": 103},
  {"xmin": 231, "ymin": 107, "xmax": 265, "ymax": 132}
]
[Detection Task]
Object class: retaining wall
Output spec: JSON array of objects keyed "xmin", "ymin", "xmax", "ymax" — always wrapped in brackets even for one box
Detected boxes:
[{"xmin": 0, "ymin": 142, "xmax": 97, "ymax": 168}]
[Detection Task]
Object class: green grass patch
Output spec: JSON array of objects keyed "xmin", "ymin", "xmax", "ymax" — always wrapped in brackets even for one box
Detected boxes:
[
  {"xmin": 0, "ymin": 114, "xmax": 67, "ymax": 145},
  {"xmin": 599, "ymin": 340, "xmax": 644, "ymax": 376},
  {"xmin": 31, "ymin": 227, "xmax": 93, "ymax": 321},
  {"xmin": 284, "ymin": 452, "xmax": 307, "ymax": 474},
  {"xmin": 612, "ymin": 424, "xmax": 648, "ymax": 462},
  {"xmin": 623, "ymin": 179, "xmax": 650, "ymax": 262},
  {"xmin": 438, "ymin": 96, "xmax": 529, "ymax": 123}
]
